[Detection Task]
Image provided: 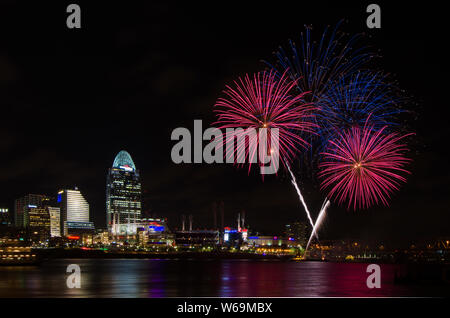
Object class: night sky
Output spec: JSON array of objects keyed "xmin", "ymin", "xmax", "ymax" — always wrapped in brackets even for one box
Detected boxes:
[{"xmin": 0, "ymin": 1, "xmax": 447, "ymax": 245}]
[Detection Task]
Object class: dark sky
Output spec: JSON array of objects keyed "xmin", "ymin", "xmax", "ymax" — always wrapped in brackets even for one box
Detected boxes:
[{"xmin": 0, "ymin": 1, "xmax": 448, "ymax": 245}]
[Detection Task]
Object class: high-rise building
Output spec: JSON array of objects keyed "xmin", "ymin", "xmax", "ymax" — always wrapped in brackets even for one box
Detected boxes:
[
  {"xmin": 106, "ymin": 150, "xmax": 142, "ymax": 236},
  {"xmin": 285, "ymin": 222, "xmax": 308, "ymax": 248},
  {"xmin": 29, "ymin": 207, "xmax": 51, "ymax": 242},
  {"xmin": 48, "ymin": 207, "xmax": 61, "ymax": 237},
  {"xmin": 13, "ymin": 195, "xmax": 61, "ymax": 241},
  {"xmin": 29, "ymin": 207, "xmax": 50, "ymax": 228},
  {"xmin": 58, "ymin": 188, "xmax": 94, "ymax": 236},
  {"xmin": 0, "ymin": 208, "xmax": 10, "ymax": 226},
  {"xmin": 14, "ymin": 194, "xmax": 50, "ymax": 228}
]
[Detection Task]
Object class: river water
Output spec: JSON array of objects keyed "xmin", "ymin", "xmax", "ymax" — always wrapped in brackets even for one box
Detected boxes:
[{"xmin": 0, "ymin": 259, "xmax": 448, "ymax": 297}]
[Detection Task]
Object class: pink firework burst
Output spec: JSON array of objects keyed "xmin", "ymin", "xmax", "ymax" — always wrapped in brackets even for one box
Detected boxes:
[
  {"xmin": 214, "ymin": 70, "xmax": 317, "ymax": 171},
  {"xmin": 318, "ymin": 123, "xmax": 413, "ymax": 210}
]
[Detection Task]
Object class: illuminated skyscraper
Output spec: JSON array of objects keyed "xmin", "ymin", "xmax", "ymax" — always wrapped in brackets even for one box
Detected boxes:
[
  {"xmin": 58, "ymin": 188, "xmax": 94, "ymax": 236},
  {"xmin": 106, "ymin": 150, "xmax": 142, "ymax": 235},
  {"xmin": 48, "ymin": 207, "xmax": 61, "ymax": 237},
  {"xmin": 29, "ymin": 207, "xmax": 51, "ymax": 242},
  {"xmin": 13, "ymin": 195, "xmax": 59, "ymax": 241},
  {"xmin": 14, "ymin": 194, "xmax": 50, "ymax": 228}
]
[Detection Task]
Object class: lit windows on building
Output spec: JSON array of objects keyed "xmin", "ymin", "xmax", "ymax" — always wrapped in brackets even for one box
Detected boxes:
[
  {"xmin": 284, "ymin": 222, "xmax": 308, "ymax": 248},
  {"xmin": 106, "ymin": 150, "xmax": 142, "ymax": 236},
  {"xmin": 0, "ymin": 208, "xmax": 10, "ymax": 226},
  {"xmin": 48, "ymin": 207, "xmax": 61, "ymax": 237},
  {"xmin": 13, "ymin": 195, "xmax": 61, "ymax": 242},
  {"xmin": 247, "ymin": 236, "xmax": 295, "ymax": 248},
  {"xmin": 59, "ymin": 188, "xmax": 94, "ymax": 236},
  {"xmin": 14, "ymin": 194, "xmax": 49, "ymax": 228},
  {"xmin": 29, "ymin": 207, "xmax": 51, "ymax": 242},
  {"xmin": 29, "ymin": 207, "xmax": 50, "ymax": 228}
]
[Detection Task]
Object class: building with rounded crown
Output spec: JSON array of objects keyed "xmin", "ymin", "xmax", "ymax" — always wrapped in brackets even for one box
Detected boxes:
[{"xmin": 106, "ymin": 150, "xmax": 142, "ymax": 236}]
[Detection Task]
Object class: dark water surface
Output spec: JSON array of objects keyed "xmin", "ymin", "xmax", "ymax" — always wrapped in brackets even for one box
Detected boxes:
[{"xmin": 0, "ymin": 259, "xmax": 448, "ymax": 297}]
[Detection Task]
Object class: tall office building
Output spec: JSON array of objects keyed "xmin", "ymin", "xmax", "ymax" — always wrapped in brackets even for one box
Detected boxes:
[
  {"xmin": 14, "ymin": 194, "xmax": 50, "ymax": 228},
  {"xmin": 48, "ymin": 207, "xmax": 61, "ymax": 237},
  {"xmin": 106, "ymin": 150, "xmax": 142, "ymax": 235},
  {"xmin": 58, "ymin": 188, "xmax": 94, "ymax": 236},
  {"xmin": 29, "ymin": 207, "xmax": 51, "ymax": 241}
]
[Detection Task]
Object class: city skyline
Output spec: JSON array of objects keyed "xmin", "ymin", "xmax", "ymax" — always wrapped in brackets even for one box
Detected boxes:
[
  {"xmin": 0, "ymin": 2, "xmax": 447, "ymax": 244},
  {"xmin": 0, "ymin": 1, "xmax": 449, "ymax": 303}
]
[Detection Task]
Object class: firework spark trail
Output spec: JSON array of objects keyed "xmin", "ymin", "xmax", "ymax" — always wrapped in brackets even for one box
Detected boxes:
[
  {"xmin": 285, "ymin": 160, "xmax": 317, "ymax": 238},
  {"xmin": 305, "ymin": 198, "xmax": 330, "ymax": 253}
]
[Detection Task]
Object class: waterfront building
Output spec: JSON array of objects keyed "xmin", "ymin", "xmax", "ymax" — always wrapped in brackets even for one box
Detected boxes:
[
  {"xmin": 93, "ymin": 230, "xmax": 110, "ymax": 245},
  {"xmin": 106, "ymin": 150, "xmax": 142, "ymax": 236},
  {"xmin": 222, "ymin": 227, "xmax": 248, "ymax": 247},
  {"xmin": 136, "ymin": 218, "xmax": 174, "ymax": 246},
  {"xmin": 29, "ymin": 207, "xmax": 51, "ymax": 242},
  {"xmin": 138, "ymin": 217, "xmax": 167, "ymax": 233},
  {"xmin": 284, "ymin": 222, "xmax": 308, "ymax": 248},
  {"xmin": 48, "ymin": 207, "xmax": 61, "ymax": 237},
  {"xmin": 14, "ymin": 194, "xmax": 49, "ymax": 228},
  {"xmin": 13, "ymin": 194, "xmax": 59, "ymax": 242},
  {"xmin": 247, "ymin": 235, "xmax": 295, "ymax": 248},
  {"xmin": 81, "ymin": 234, "xmax": 93, "ymax": 246},
  {"xmin": 0, "ymin": 208, "xmax": 10, "ymax": 226},
  {"xmin": 58, "ymin": 188, "xmax": 94, "ymax": 236}
]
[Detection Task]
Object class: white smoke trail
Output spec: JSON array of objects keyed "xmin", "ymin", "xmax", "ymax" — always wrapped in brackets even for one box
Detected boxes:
[
  {"xmin": 305, "ymin": 198, "xmax": 330, "ymax": 253},
  {"xmin": 285, "ymin": 161, "xmax": 318, "ymax": 239}
]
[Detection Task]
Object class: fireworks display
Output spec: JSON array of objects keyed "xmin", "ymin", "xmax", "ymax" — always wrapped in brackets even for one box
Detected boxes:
[
  {"xmin": 318, "ymin": 71, "xmax": 406, "ymax": 144},
  {"xmin": 266, "ymin": 21, "xmax": 380, "ymax": 176},
  {"xmin": 213, "ymin": 20, "xmax": 415, "ymax": 253},
  {"xmin": 214, "ymin": 69, "xmax": 317, "ymax": 170},
  {"xmin": 266, "ymin": 21, "xmax": 413, "ymax": 213},
  {"xmin": 268, "ymin": 20, "xmax": 374, "ymax": 104},
  {"xmin": 214, "ymin": 70, "xmax": 318, "ymax": 230},
  {"xmin": 318, "ymin": 122, "xmax": 413, "ymax": 210}
]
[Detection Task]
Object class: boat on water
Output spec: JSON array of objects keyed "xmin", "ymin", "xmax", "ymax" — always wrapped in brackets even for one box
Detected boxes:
[{"xmin": 0, "ymin": 243, "xmax": 40, "ymax": 265}]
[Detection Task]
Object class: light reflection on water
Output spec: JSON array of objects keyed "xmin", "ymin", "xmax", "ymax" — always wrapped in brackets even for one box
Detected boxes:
[{"xmin": 0, "ymin": 259, "xmax": 448, "ymax": 297}]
